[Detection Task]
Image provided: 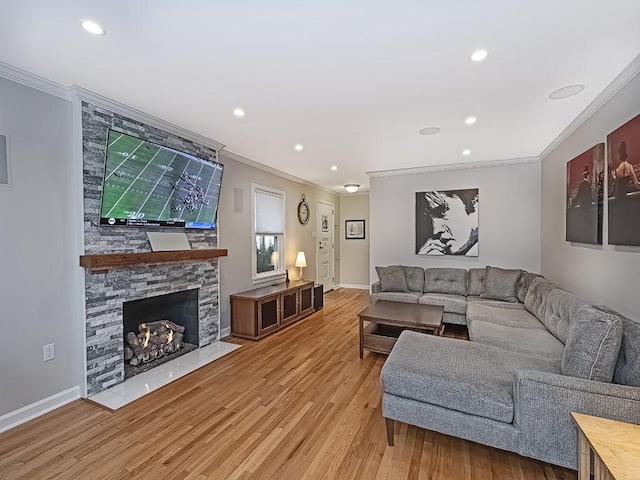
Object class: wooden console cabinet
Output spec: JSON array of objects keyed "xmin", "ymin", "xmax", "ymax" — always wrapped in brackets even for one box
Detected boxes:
[{"xmin": 230, "ymin": 280, "xmax": 315, "ymax": 340}]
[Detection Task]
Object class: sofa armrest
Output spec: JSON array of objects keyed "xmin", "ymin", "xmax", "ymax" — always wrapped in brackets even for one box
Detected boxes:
[
  {"xmin": 514, "ymin": 370, "xmax": 640, "ymax": 469},
  {"xmin": 371, "ymin": 281, "xmax": 381, "ymax": 294}
]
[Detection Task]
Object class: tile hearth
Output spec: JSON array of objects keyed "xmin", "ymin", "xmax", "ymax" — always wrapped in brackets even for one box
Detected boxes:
[{"xmin": 88, "ymin": 341, "xmax": 239, "ymax": 410}]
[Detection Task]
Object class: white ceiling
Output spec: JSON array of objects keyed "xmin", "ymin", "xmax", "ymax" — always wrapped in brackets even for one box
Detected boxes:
[{"xmin": 1, "ymin": 1, "xmax": 639, "ymax": 193}]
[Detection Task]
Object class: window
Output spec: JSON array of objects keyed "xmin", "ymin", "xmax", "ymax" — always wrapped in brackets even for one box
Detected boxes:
[{"xmin": 253, "ymin": 184, "xmax": 286, "ymax": 282}]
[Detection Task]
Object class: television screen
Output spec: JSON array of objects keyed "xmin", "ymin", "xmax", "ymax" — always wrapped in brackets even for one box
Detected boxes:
[{"xmin": 100, "ymin": 130, "xmax": 223, "ymax": 229}]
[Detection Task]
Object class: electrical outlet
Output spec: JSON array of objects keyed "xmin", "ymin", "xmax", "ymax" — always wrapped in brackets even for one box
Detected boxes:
[{"xmin": 43, "ymin": 343, "xmax": 55, "ymax": 362}]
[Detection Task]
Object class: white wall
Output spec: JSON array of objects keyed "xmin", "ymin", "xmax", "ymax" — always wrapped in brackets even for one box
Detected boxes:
[
  {"xmin": 0, "ymin": 77, "xmax": 80, "ymax": 416},
  {"xmin": 339, "ymin": 194, "xmax": 370, "ymax": 287},
  {"xmin": 541, "ymin": 72, "xmax": 640, "ymax": 319},
  {"xmin": 218, "ymin": 153, "xmax": 340, "ymax": 334},
  {"xmin": 369, "ymin": 161, "xmax": 541, "ymax": 283}
]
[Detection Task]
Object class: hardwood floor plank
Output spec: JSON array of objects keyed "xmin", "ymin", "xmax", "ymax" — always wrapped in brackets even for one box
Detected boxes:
[{"xmin": 0, "ymin": 289, "xmax": 575, "ymax": 480}]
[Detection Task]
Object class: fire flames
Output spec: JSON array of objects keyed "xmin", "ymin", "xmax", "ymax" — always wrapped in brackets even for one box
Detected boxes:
[
  {"xmin": 124, "ymin": 320, "xmax": 186, "ymax": 368},
  {"xmin": 142, "ymin": 329, "xmax": 151, "ymax": 348},
  {"xmin": 167, "ymin": 327, "xmax": 174, "ymax": 344}
]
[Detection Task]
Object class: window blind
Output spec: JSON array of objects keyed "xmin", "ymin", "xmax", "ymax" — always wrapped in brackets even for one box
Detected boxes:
[{"xmin": 255, "ymin": 188, "xmax": 285, "ymax": 234}]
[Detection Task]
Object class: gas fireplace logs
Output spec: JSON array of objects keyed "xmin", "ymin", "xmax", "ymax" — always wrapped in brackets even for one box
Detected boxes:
[{"xmin": 125, "ymin": 320, "xmax": 185, "ymax": 367}]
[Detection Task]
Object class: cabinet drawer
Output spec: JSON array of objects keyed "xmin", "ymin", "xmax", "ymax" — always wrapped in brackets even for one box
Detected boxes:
[{"xmin": 362, "ymin": 323, "xmax": 403, "ymax": 354}]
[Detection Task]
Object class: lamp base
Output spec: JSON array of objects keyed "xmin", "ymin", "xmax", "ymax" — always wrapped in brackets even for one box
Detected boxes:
[{"xmin": 298, "ymin": 267, "xmax": 304, "ymax": 281}]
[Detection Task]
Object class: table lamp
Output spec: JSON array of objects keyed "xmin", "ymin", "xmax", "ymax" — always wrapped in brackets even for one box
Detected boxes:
[{"xmin": 295, "ymin": 251, "xmax": 307, "ymax": 280}]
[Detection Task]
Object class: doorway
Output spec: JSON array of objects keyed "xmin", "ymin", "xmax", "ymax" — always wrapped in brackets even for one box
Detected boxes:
[{"xmin": 316, "ymin": 200, "xmax": 335, "ymax": 292}]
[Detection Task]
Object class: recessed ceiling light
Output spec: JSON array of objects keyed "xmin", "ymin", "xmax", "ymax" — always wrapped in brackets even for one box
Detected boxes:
[
  {"xmin": 80, "ymin": 20, "xmax": 106, "ymax": 36},
  {"xmin": 462, "ymin": 149, "xmax": 471, "ymax": 156},
  {"xmin": 233, "ymin": 108, "xmax": 245, "ymax": 117},
  {"xmin": 549, "ymin": 85, "xmax": 585, "ymax": 100},
  {"xmin": 330, "ymin": 165, "xmax": 338, "ymax": 171},
  {"xmin": 418, "ymin": 127, "xmax": 441, "ymax": 136},
  {"xmin": 470, "ymin": 50, "xmax": 488, "ymax": 62},
  {"xmin": 345, "ymin": 184, "xmax": 360, "ymax": 193},
  {"xmin": 465, "ymin": 116, "xmax": 477, "ymax": 125},
  {"xmin": 294, "ymin": 144, "xmax": 304, "ymax": 151}
]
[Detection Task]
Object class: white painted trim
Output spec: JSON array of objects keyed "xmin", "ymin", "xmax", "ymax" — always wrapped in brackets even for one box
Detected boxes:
[
  {"xmin": 340, "ymin": 191, "xmax": 370, "ymax": 197},
  {"xmin": 221, "ymin": 149, "xmax": 340, "ymax": 196},
  {"xmin": 0, "ymin": 386, "xmax": 80, "ymax": 433},
  {"xmin": 316, "ymin": 200, "xmax": 335, "ymax": 290},
  {"xmin": 539, "ymin": 53, "xmax": 640, "ymax": 159},
  {"xmin": 366, "ymin": 156, "xmax": 539, "ymax": 178},
  {"xmin": 251, "ymin": 183, "xmax": 287, "ymax": 284},
  {"xmin": 220, "ymin": 327, "xmax": 231, "ymax": 339},
  {"xmin": 0, "ymin": 132, "xmax": 13, "ymax": 188},
  {"xmin": 335, "ymin": 284, "xmax": 369, "ymax": 290},
  {"xmin": 0, "ymin": 61, "xmax": 72, "ymax": 100}
]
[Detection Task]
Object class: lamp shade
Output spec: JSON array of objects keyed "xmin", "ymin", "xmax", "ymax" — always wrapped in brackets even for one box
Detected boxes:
[
  {"xmin": 270, "ymin": 251, "xmax": 279, "ymax": 266},
  {"xmin": 295, "ymin": 251, "xmax": 307, "ymax": 268}
]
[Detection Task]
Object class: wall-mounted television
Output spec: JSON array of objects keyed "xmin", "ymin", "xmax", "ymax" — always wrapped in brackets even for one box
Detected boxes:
[{"xmin": 99, "ymin": 130, "xmax": 223, "ymax": 229}]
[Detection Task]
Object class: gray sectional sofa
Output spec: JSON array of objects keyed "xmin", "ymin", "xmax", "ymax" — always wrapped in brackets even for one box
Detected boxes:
[{"xmin": 372, "ymin": 265, "xmax": 640, "ymax": 469}]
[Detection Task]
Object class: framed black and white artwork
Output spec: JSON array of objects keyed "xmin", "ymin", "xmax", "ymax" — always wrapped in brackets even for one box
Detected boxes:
[
  {"xmin": 0, "ymin": 134, "xmax": 10, "ymax": 187},
  {"xmin": 415, "ymin": 189, "xmax": 479, "ymax": 256},
  {"xmin": 345, "ymin": 219, "xmax": 365, "ymax": 239}
]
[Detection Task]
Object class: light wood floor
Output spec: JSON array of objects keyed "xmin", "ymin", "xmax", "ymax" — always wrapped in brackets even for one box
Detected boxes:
[{"xmin": 0, "ymin": 289, "xmax": 576, "ymax": 480}]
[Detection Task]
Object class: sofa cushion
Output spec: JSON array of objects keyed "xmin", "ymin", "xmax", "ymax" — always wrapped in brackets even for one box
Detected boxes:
[
  {"xmin": 481, "ymin": 266, "xmax": 522, "ymax": 303},
  {"xmin": 403, "ymin": 266, "xmax": 425, "ymax": 293},
  {"xmin": 595, "ymin": 305, "xmax": 640, "ymax": 387},
  {"xmin": 370, "ymin": 292, "xmax": 422, "ymax": 304},
  {"xmin": 524, "ymin": 277, "xmax": 557, "ymax": 322},
  {"xmin": 517, "ymin": 272, "xmax": 542, "ymax": 304},
  {"xmin": 562, "ymin": 306, "xmax": 623, "ymax": 383},
  {"xmin": 419, "ymin": 293, "xmax": 467, "ymax": 315},
  {"xmin": 469, "ymin": 320, "xmax": 565, "ymax": 360},
  {"xmin": 375, "ymin": 265, "xmax": 408, "ymax": 292},
  {"xmin": 424, "ymin": 268, "xmax": 468, "ymax": 296},
  {"xmin": 381, "ymin": 331, "xmax": 561, "ymax": 424},
  {"xmin": 468, "ymin": 268, "xmax": 486, "ymax": 296},
  {"xmin": 543, "ymin": 289, "xmax": 589, "ymax": 344},
  {"xmin": 466, "ymin": 301, "xmax": 545, "ymax": 330}
]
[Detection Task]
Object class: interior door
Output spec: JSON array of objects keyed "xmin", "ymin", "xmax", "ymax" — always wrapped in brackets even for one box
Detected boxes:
[{"xmin": 316, "ymin": 200, "xmax": 334, "ymax": 292}]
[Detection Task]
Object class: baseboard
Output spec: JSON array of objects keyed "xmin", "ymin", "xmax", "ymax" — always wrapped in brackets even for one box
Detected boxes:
[
  {"xmin": 220, "ymin": 326, "xmax": 231, "ymax": 339},
  {"xmin": 336, "ymin": 283, "xmax": 370, "ymax": 290},
  {"xmin": 0, "ymin": 386, "xmax": 80, "ymax": 433}
]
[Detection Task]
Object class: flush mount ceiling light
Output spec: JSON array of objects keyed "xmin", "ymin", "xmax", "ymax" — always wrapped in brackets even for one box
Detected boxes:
[
  {"xmin": 470, "ymin": 50, "xmax": 488, "ymax": 62},
  {"xmin": 465, "ymin": 116, "xmax": 477, "ymax": 125},
  {"xmin": 344, "ymin": 184, "xmax": 360, "ymax": 193},
  {"xmin": 549, "ymin": 85, "xmax": 585, "ymax": 100},
  {"xmin": 418, "ymin": 127, "xmax": 441, "ymax": 136},
  {"xmin": 294, "ymin": 144, "xmax": 304, "ymax": 151},
  {"xmin": 233, "ymin": 108, "xmax": 245, "ymax": 117},
  {"xmin": 80, "ymin": 20, "xmax": 106, "ymax": 36},
  {"xmin": 462, "ymin": 149, "xmax": 471, "ymax": 156},
  {"xmin": 330, "ymin": 165, "xmax": 338, "ymax": 171}
]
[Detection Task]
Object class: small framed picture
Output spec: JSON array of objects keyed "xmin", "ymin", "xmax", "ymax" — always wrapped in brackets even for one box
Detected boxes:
[
  {"xmin": 345, "ymin": 219, "xmax": 365, "ymax": 240},
  {"xmin": 0, "ymin": 133, "xmax": 11, "ymax": 187}
]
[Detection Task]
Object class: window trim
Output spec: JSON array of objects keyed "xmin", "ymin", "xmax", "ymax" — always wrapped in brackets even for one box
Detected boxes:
[{"xmin": 252, "ymin": 183, "xmax": 286, "ymax": 284}]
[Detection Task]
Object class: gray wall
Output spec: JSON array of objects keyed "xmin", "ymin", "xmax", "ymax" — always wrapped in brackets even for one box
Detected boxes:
[
  {"xmin": 541, "ymin": 73, "xmax": 640, "ymax": 318},
  {"xmin": 370, "ymin": 161, "xmax": 541, "ymax": 283},
  {"xmin": 218, "ymin": 153, "xmax": 340, "ymax": 333},
  {"xmin": 339, "ymin": 194, "xmax": 370, "ymax": 286},
  {"xmin": 0, "ymin": 77, "xmax": 79, "ymax": 415}
]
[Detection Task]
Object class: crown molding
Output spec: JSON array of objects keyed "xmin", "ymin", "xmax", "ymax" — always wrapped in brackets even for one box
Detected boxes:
[
  {"xmin": 539, "ymin": 53, "xmax": 640, "ymax": 159},
  {"xmin": 340, "ymin": 190, "xmax": 370, "ymax": 198},
  {"xmin": 219, "ymin": 148, "xmax": 341, "ymax": 196},
  {"xmin": 0, "ymin": 61, "xmax": 72, "ymax": 100},
  {"xmin": 0, "ymin": 61, "xmax": 226, "ymax": 153},
  {"xmin": 367, "ymin": 156, "xmax": 539, "ymax": 178}
]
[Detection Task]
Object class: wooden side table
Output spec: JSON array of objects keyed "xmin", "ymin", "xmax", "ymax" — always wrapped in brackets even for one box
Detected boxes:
[{"xmin": 572, "ymin": 412, "xmax": 640, "ymax": 480}]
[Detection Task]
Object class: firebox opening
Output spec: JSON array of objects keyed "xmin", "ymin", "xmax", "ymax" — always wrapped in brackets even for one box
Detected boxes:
[{"xmin": 122, "ymin": 289, "xmax": 199, "ymax": 379}]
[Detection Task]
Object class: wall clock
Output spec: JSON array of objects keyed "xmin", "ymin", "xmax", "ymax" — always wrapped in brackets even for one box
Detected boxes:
[{"xmin": 297, "ymin": 194, "xmax": 310, "ymax": 224}]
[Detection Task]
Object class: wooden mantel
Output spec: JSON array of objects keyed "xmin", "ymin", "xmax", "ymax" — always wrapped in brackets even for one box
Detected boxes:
[{"xmin": 79, "ymin": 249, "xmax": 228, "ymax": 270}]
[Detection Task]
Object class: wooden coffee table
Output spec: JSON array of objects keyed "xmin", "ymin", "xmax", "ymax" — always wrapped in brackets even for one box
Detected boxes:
[{"xmin": 357, "ymin": 300, "xmax": 444, "ymax": 358}]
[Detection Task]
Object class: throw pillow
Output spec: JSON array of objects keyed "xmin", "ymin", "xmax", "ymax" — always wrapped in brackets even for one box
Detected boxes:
[
  {"xmin": 481, "ymin": 266, "xmax": 522, "ymax": 303},
  {"xmin": 375, "ymin": 265, "xmax": 408, "ymax": 292},
  {"xmin": 517, "ymin": 272, "xmax": 542, "ymax": 304},
  {"xmin": 403, "ymin": 266, "xmax": 425, "ymax": 293},
  {"xmin": 562, "ymin": 306, "xmax": 623, "ymax": 383},
  {"xmin": 467, "ymin": 268, "xmax": 486, "ymax": 296},
  {"xmin": 594, "ymin": 305, "xmax": 640, "ymax": 387}
]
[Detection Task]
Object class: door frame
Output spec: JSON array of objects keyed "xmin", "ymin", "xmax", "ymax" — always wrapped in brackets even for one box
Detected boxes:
[{"xmin": 316, "ymin": 200, "xmax": 335, "ymax": 291}]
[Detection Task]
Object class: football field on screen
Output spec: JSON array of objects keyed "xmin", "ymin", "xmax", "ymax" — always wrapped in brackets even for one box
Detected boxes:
[{"xmin": 101, "ymin": 132, "xmax": 221, "ymax": 225}]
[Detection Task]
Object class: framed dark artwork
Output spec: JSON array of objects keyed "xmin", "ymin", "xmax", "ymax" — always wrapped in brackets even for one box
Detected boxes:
[
  {"xmin": 415, "ymin": 189, "xmax": 479, "ymax": 256},
  {"xmin": 608, "ymin": 113, "xmax": 640, "ymax": 246},
  {"xmin": 565, "ymin": 144, "xmax": 604, "ymax": 244},
  {"xmin": 345, "ymin": 219, "xmax": 365, "ymax": 239},
  {"xmin": 0, "ymin": 133, "xmax": 11, "ymax": 187}
]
